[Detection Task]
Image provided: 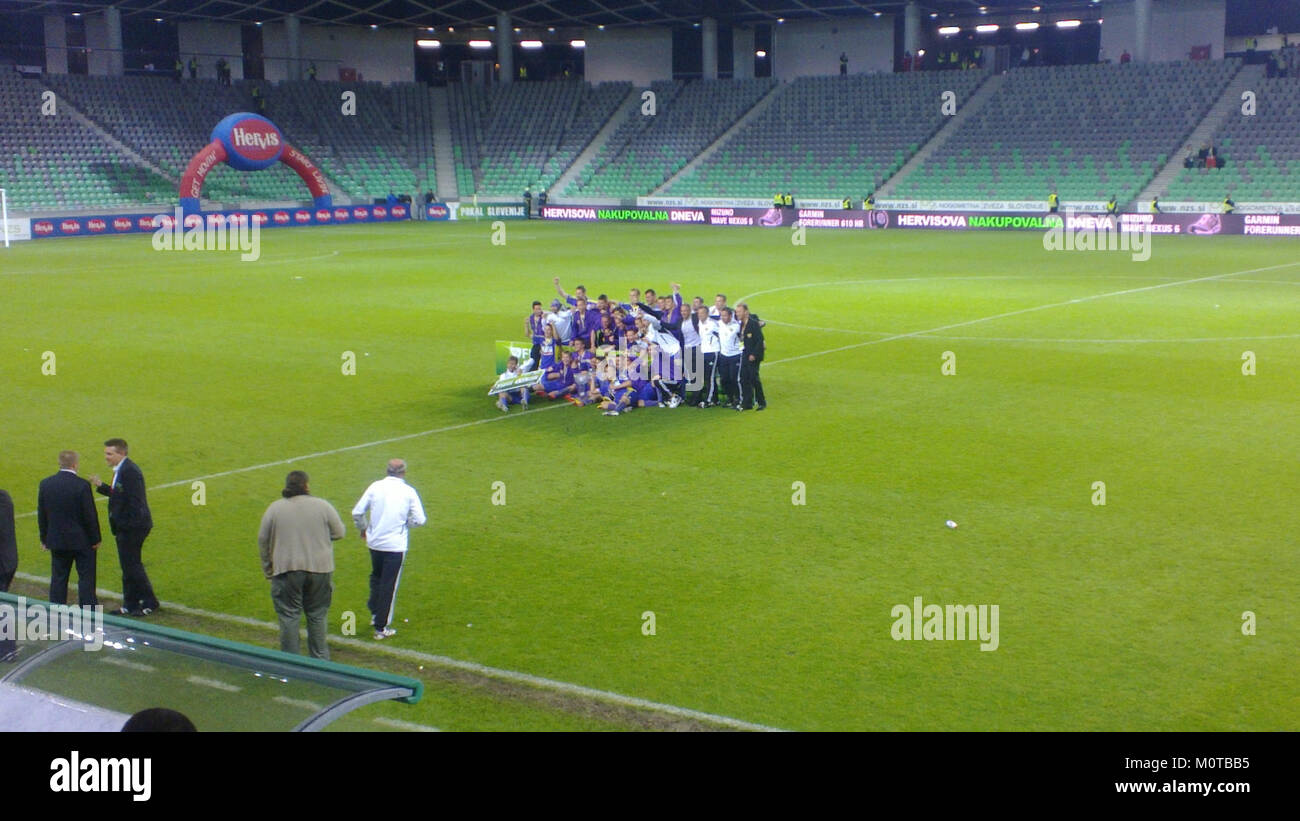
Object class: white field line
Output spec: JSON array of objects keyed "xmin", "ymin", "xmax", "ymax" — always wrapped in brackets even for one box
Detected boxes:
[
  {"xmin": 750, "ymin": 260, "xmax": 1300, "ymax": 368},
  {"xmin": 372, "ymin": 717, "xmax": 442, "ymax": 732},
  {"xmin": 14, "ymin": 402, "xmax": 570, "ymax": 520},
  {"xmin": 11, "ymin": 570, "xmax": 783, "ymax": 732}
]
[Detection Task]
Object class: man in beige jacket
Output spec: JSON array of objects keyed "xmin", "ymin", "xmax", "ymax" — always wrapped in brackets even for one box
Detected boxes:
[{"xmin": 258, "ymin": 470, "xmax": 345, "ymax": 659}]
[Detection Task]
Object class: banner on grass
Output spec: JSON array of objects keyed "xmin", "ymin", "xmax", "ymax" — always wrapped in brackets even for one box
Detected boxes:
[{"xmin": 490, "ymin": 340, "xmax": 542, "ymax": 395}]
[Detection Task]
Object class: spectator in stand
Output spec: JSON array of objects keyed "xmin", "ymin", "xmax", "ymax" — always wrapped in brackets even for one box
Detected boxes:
[
  {"xmin": 1183, "ymin": 148, "xmax": 1197, "ymax": 169},
  {"xmin": 1120, "ymin": 50, "xmax": 1131, "ymax": 64},
  {"xmin": 840, "ymin": 53, "xmax": 848, "ymax": 75}
]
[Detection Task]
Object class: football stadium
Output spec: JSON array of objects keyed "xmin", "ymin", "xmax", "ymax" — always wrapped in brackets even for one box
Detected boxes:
[{"xmin": 0, "ymin": 0, "xmax": 1297, "ymax": 753}]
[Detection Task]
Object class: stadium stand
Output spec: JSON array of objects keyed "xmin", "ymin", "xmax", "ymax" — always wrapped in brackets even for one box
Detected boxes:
[
  {"xmin": 666, "ymin": 71, "xmax": 986, "ymax": 199},
  {"xmin": 890, "ymin": 60, "xmax": 1240, "ymax": 203},
  {"xmin": 265, "ymin": 80, "xmax": 438, "ymax": 199},
  {"xmin": 0, "ymin": 73, "xmax": 172, "ymax": 211},
  {"xmin": 1164, "ymin": 75, "xmax": 1300, "ymax": 202},
  {"xmin": 448, "ymin": 79, "xmax": 630, "ymax": 197},
  {"xmin": 564, "ymin": 77, "xmax": 777, "ymax": 199},
  {"xmin": 43, "ymin": 74, "xmax": 311, "ymax": 203}
]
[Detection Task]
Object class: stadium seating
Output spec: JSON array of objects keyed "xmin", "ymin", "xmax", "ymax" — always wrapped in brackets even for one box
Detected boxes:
[
  {"xmin": 891, "ymin": 60, "xmax": 1240, "ymax": 203},
  {"xmin": 1164, "ymin": 75, "xmax": 1300, "ymax": 202},
  {"xmin": 43, "ymin": 74, "xmax": 311, "ymax": 202},
  {"xmin": 448, "ymin": 80, "xmax": 630, "ymax": 197},
  {"xmin": 0, "ymin": 72, "xmax": 173, "ymax": 210},
  {"xmin": 564, "ymin": 77, "xmax": 777, "ymax": 199},
  {"xmin": 666, "ymin": 71, "xmax": 985, "ymax": 199},
  {"xmin": 265, "ymin": 80, "xmax": 438, "ymax": 199}
]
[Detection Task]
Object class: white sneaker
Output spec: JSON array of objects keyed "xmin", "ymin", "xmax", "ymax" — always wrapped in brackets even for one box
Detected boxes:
[
  {"xmin": 374, "ymin": 627, "xmax": 397, "ymax": 640},
  {"xmin": 603, "ymin": 410, "xmax": 620, "ymax": 416},
  {"xmin": 668, "ymin": 395, "xmax": 681, "ymax": 408}
]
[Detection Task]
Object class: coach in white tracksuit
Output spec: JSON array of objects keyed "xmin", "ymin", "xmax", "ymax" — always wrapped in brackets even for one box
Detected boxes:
[{"xmin": 352, "ymin": 459, "xmax": 426, "ymax": 640}]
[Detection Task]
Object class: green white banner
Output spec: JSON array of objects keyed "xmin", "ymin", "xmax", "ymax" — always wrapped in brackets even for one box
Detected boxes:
[{"xmin": 489, "ymin": 340, "xmax": 542, "ymax": 395}]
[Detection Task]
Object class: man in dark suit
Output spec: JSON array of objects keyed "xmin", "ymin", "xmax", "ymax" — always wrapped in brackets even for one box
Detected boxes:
[
  {"xmin": 0, "ymin": 488, "xmax": 15, "ymax": 593},
  {"xmin": 735, "ymin": 302, "xmax": 766, "ymax": 412},
  {"xmin": 37, "ymin": 451, "xmax": 101, "ymax": 607},
  {"xmin": 0, "ymin": 486, "xmax": 16, "ymax": 661},
  {"xmin": 91, "ymin": 439, "xmax": 158, "ymax": 616}
]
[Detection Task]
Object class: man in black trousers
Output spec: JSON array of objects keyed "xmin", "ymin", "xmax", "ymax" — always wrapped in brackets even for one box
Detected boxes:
[
  {"xmin": 91, "ymin": 439, "xmax": 158, "ymax": 616},
  {"xmin": 735, "ymin": 302, "xmax": 766, "ymax": 411},
  {"xmin": 0, "ymin": 488, "xmax": 15, "ymax": 594},
  {"xmin": 0, "ymin": 486, "xmax": 17, "ymax": 661},
  {"xmin": 38, "ymin": 451, "xmax": 101, "ymax": 607}
]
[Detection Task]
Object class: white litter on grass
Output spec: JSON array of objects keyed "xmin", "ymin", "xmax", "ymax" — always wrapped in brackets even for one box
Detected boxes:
[{"xmin": 945, "ymin": 520, "xmax": 958, "ymax": 529}]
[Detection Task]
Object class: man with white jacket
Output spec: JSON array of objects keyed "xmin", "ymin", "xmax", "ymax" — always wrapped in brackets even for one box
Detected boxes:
[{"xmin": 352, "ymin": 459, "xmax": 427, "ymax": 640}]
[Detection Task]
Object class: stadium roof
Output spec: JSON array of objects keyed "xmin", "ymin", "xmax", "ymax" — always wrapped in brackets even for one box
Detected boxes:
[{"xmin": 0, "ymin": 1, "xmax": 1111, "ymax": 30}]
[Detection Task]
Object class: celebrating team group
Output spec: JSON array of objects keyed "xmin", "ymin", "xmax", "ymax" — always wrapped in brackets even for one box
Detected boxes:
[{"xmin": 498, "ymin": 278, "xmax": 767, "ymax": 415}]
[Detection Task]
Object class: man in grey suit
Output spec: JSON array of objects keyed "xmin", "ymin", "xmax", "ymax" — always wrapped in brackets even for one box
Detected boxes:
[{"xmin": 37, "ymin": 451, "xmax": 102, "ymax": 607}]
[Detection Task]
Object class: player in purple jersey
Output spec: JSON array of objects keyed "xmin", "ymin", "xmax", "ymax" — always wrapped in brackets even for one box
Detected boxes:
[
  {"xmin": 594, "ymin": 312, "xmax": 620, "ymax": 349},
  {"xmin": 570, "ymin": 296, "xmax": 599, "ymax": 348},
  {"xmin": 525, "ymin": 301, "xmax": 547, "ymax": 371},
  {"xmin": 536, "ymin": 323, "xmax": 559, "ymax": 373},
  {"xmin": 538, "ymin": 351, "xmax": 577, "ymax": 400}
]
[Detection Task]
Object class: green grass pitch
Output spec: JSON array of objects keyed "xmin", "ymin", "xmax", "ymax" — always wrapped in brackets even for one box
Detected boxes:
[{"xmin": 2, "ymin": 220, "xmax": 1297, "ymax": 731}]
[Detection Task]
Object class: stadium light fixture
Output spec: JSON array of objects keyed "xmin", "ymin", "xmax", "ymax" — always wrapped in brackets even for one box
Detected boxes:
[
  {"xmin": 874, "ymin": 11, "xmax": 882, "ymax": 17},
  {"xmin": 1015, "ymin": 22, "xmax": 1039, "ymax": 31},
  {"xmin": 520, "ymin": 40, "xmax": 543, "ymax": 49},
  {"xmin": 255, "ymin": 21, "xmax": 262, "ymax": 27},
  {"xmin": 976, "ymin": 24, "xmax": 998, "ymax": 33},
  {"xmin": 514, "ymin": 27, "xmax": 520, "ymax": 33},
  {"xmin": 777, "ymin": 18, "xmax": 785, "ymax": 24},
  {"xmin": 979, "ymin": 6, "xmax": 987, "ymax": 14},
  {"xmin": 72, "ymin": 12, "xmax": 80, "ymax": 16},
  {"xmin": 448, "ymin": 26, "xmax": 454, "ymax": 32},
  {"xmin": 469, "ymin": 40, "xmax": 492, "ymax": 48},
  {"xmin": 370, "ymin": 24, "xmax": 378, "ymax": 30},
  {"xmin": 938, "ymin": 26, "xmax": 960, "ymax": 35},
  {"xmin": 489, "ymin": 25, "xmax": 496, "ymax": 31},
  {"xmin": 417, "ymin": 39, "xmax": 441, "ymax": 48},
  {"xmin": 1056, "ymin": 19, "xmax": 1082, "ymax": 29},
  {"xmin": 570, "ymin": 39, "xmax": 586, "ymax": 48},
  {"xmin": 916, "ymin": 49, "xmax": 925, "ymax": 57},
  {"xmin": 598, "ymin": 24, "xmax": 606, "ymax": 30},
  {"xmin": 1032, "ymin": 5, "xmax": 1041, "ymax": 10},
  {"xmin": 755, "ymin": 50, "xmax": 767, "ymax": 58},
  {"xmin": 548, "ymin": 27, "xmax": 556, "ymax": 32},
  {"xmin": 929, "ymin": 12, "xmax": 938, "ymax": 19},
  {"xmin": 155, "ymin": 17, "xmax": 163, "ymax": 22}
]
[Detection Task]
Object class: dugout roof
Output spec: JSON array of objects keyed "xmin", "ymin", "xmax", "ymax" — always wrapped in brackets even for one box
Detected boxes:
[{"xmin": 0, "ymin": 592, "xmax": 422, "ymax": 732}]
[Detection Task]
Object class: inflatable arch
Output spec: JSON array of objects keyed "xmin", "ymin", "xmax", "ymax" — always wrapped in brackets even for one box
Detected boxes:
[{"xmin": 179, "ymin": 112, "xmax": 331, "ymax": 216}]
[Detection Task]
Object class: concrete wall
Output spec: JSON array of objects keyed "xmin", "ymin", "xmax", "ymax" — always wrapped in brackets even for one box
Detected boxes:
[
  {"xmin": 1102, "ymin": 0, "xmax": 1226, "ymax": 62},
  {"xmin": 583, "ymin": 28, "xmax": 673, "ymax": 86},
  {"xmin": 262, "ymin": 24, "xmax": 415, "ymax": 83},
  {"xmin": 84, "ymin": 14, "xmax": 110, "ymax": 76},
  {"xmin": 178, "ymin": 21, "xmax": 244, "ymax": 80},
  {"xmin": 44, "ymin": 16, "xmax": 67, "ymax": 75},
  {"xmin": 772, "ymin": 17, "xmax": 894, "ymax": 78}
]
